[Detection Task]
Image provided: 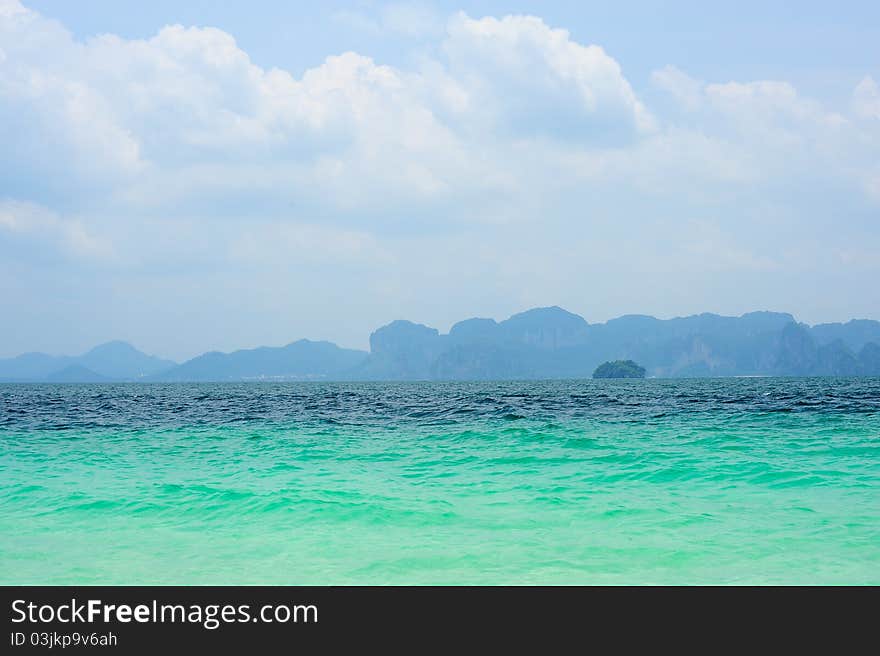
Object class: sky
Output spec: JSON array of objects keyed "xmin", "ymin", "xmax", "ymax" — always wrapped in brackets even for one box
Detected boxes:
[{"xmin": 2, "ymin": 0, "xmax": 879, "ymax": 361}]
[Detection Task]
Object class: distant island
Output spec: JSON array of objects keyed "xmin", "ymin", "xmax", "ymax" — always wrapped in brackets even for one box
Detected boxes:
[
  {"xmin": 2, "ymin": 307, "xmax": 880, "ymax": 382},
  {"xmin": 593, "ymin": 360, "xmax": 646, "ymax": 379}
]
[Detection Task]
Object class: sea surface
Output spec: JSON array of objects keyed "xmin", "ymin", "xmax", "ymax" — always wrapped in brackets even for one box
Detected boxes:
[{"xmin": 1, "ymin": 379, "xmax": 878, "ymax": 585}]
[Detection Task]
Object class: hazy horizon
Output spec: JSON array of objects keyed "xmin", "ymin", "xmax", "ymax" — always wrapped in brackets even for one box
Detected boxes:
[
  {"xmin": 3, "ymin": 0, "xmax": 879, "ymax": 361},
  {"xmin": 3, "ymin": 305, "xmax": 876, "ymax": 363}
]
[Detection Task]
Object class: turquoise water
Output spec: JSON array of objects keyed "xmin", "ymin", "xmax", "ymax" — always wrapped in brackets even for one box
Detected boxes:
[{"xmin": 1, "ymin": 379, "xmax": 878, "ymax": 584}]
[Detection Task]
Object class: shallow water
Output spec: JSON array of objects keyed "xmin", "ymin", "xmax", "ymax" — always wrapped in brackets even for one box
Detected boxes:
[{"xmin": 1, "ymin": 378, "xmax": 878, "ymax": 584}]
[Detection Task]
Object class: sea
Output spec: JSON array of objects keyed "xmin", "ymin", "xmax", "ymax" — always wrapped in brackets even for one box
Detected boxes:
[{"xmin": 1, "ymin": 378, "xmax": 878, "ymax": 584}]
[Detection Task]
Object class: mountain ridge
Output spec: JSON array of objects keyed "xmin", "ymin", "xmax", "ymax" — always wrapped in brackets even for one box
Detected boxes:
[
  {"xmin": 2, "ymin": 309, "xmax": 879, "ymax": 382},
  {"xmin": 0, "ymin": 341, "xmax": 175, "ymax": 382}
]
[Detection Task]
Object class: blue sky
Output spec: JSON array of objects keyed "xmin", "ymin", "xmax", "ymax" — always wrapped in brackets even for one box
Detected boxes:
[{"xmin": 2, "ymin": 0, "xmax": 879, "ymax": 359}]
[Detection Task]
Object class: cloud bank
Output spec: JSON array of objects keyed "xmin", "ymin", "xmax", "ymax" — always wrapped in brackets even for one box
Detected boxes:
[{"xmin": 1, "ymin": 0, "xmax": 878, "ymax": 358}]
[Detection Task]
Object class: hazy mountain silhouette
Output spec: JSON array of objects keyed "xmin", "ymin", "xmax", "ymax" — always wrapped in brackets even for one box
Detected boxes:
[
  {"xmin": 2, "ymin": 308, "xmax": 879, "ymax": 382},
  {"xmin": 46, "ymin": 364, "xmax": 110, "ymax": 383},
  {"xmin": 353, "ymin": 307, "xmax": 880, "ymax": 380},
  {"xmin": 153, "ymin": 339, "xmax": 368, "ymax": 382},
  {"xmin": 77, "ymin": 341, "xmax": 176, "ymax": 379},
  {"xmin": 0, "ymin": 341, "xmax": 175, "ymax": 382},
  {"xmin": 810, "ymin": 319, "xmax": 880, "ymax": 352}
]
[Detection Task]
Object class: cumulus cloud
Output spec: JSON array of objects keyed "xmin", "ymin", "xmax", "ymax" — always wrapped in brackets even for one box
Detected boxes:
[
  {"xmin": 1, "ymin": 3, "xmax": 488, "ymax": 219},
  {"xmin": 0, "ymin": 0, "xmax": 879, "ymax": 356},
  {"xmin": 0, "ymin": 199, "xmax": 114, "ymax": 260},
  {"xmin": 440, "ymin": 12, "xmax": 655, "ymax": 141},
  {"xmin": 3, "ymin": 0, "xmax": 873, "ymax": 218},
  {"xmin": 0, "ymin": 2, "xmax": 676, "ymax": 226}
]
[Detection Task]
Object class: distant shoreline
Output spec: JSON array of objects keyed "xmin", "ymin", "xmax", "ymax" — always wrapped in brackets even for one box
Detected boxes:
[
  {"xmin": 2, "ymin": 373, "xmax": 878, "ymax": 385},
  {"xmin": 3, "ymin": 307, "xmax": 879, "ymax": 382}
]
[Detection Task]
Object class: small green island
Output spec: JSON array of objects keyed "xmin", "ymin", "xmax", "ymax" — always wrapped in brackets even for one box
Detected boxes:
[{"xmin": 592, "ymin": 360, "xmax": 646, "ymax": 379}]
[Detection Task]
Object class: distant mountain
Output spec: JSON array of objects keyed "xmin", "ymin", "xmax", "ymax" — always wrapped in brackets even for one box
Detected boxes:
[
  {"xmin": 859, "ymin": 343, "xmax": 880, "ymax": 375},
  {"xmin": 2, "ymin": 310, "xmax": 879, "ymax": 382},
  {"xmin": 496, "ymin": 306, "xmax": 591, "ymax": 349},
  {"xmin": 46, "ymin": 365, "xmax": 110, "ymax": 383},
  {"xmin": 0, "ymin": 352, "xmax": 75, "ymax": 381},
  {"xmin": 810, "ymin": 319, "xmax": 880, "ymax": 352},
  {"xmin": 355, "ymin": 321, "xmax": 443, "ymax": 380},
  {"xmin": 0, "ymin": 341, "xmax": 175, "ymax": 382},
  {"xmin": 351, "ymin": 306, "xmax": 597, "ymax": 380},
  {"xmin": 354, "ymin": 309, "xmax": 880, "ymax": 380},
  {"xmin": 775, "ymin": 323, "xmax": 878, "ymax": 377},
  {"xmin": 153, "ymin": 339, "xmax": 368, "ymax": 382},
  {"xmin": 77, "ymin": 341, "xmax": 176, "ymax": 379}
]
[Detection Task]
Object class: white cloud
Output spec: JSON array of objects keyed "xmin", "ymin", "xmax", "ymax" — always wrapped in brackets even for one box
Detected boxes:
[
  {"xmin": 441, "ymin": 12, "xmax": 655, "ymax": 140},
  {"xmin": 651, "ymin": 65, "xmax": 703, "ymax": 111},
  {"xmin": 704, "ymin": 79, "xmax": 848, "ymax": 135},
  {"xmin": 2, "ymin": 4, "xmax": 659, "ymax": 206},
  {"xmin": 1, "ymin": 1, "xmax": 876, "ymax": 220},
  {"xmin": 5, "ymin": 1, "xmax": 873, "ymax": 219},
  {"xmin": 0, "ymin": 199, "xmax": 114, "ymax": 260},
  {"xmin": 1, "ymin": 0, "xmax": 879, "ymax": 356},
  {"xmin": 853, "ymin": 76, "xmax": 880, "ymax": 120},
  {"xmin": 0, "ymin": 4, "xmax": 491, "ymax": 217}
]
